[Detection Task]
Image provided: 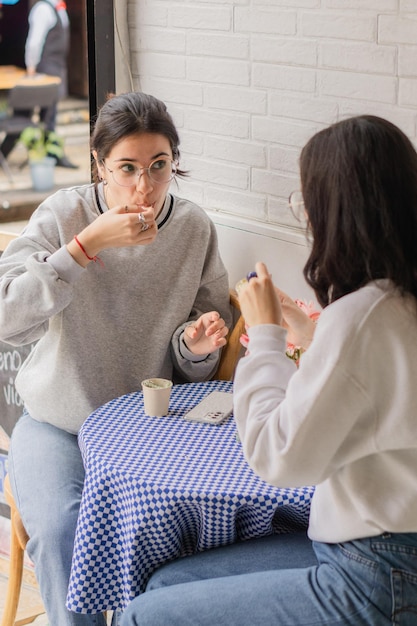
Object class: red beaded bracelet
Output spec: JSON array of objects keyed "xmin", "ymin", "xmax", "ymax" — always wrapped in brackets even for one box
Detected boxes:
[{"xmin": 74, "ymin": 236, "xmax": 104, "ymax": 267}]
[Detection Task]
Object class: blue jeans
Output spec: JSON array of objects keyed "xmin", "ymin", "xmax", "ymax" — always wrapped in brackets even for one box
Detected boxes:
[
  {"xmin": 8, "ymin": 413, "xmax": 107, "ymax": 626},
  {"xmin": 120, "ymin": 529, "xmax": 417, "ymax": 625}
]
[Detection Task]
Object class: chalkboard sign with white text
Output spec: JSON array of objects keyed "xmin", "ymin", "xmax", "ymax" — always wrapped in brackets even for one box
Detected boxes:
[
  {"xmin": 0, "ymin": 340, "xmax": 36, "ymax": 518},
  {"xmin": 0, "ymin": 341, "xmax": 36, "ymax": 446}
]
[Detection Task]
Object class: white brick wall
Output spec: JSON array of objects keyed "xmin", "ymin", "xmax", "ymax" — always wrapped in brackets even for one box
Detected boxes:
[{"xmin": 122, "ymin": 1, "xmax": 417, "ymax": 232}]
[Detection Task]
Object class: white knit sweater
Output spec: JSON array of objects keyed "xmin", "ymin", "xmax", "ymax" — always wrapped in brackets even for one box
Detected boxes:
[{"xmin": 234, "ymin": 281, "xmax": 417, "ymax": 542}]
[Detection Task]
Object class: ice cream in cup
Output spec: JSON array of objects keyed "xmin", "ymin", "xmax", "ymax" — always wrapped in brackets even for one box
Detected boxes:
[{"xmin": 141, "ymin": 378, "xmax": 173, "ymax": 417}]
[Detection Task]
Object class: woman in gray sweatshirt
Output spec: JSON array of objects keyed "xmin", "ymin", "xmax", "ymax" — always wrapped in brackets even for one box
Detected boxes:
[{"xmin": 0, "ymin": 92, "xmax": 231, "ymax": 626}]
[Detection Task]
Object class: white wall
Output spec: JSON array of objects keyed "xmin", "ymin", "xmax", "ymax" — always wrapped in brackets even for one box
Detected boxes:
[
  {"xmin": 116, "ymin": 1, "xmax": 417, "ymax": 300},
  {"xmin": 209, "ymin": 210, "xmax": 315, "ymax": 301}
]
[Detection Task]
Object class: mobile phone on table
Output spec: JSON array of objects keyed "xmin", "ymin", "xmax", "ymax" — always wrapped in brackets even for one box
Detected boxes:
[{"xmin": 183, "ymin": 391, "xmax": 233, "ymax": 425}]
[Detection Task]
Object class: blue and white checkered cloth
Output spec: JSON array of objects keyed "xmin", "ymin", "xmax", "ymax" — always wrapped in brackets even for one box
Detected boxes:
[{"xmin": 67, "ymin": 380, "xmax": 314, "ymax": 613}]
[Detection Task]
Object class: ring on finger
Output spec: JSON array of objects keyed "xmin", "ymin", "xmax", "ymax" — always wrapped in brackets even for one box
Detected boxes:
[{"xmin": 138, "ymin": 213, "xmax": 149, "ymax": 231}]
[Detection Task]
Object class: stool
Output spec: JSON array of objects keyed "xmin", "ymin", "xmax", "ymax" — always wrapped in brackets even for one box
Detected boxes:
[{"xmin": 1, "ymin": 473, "xmax": 44, "ymax": 626}]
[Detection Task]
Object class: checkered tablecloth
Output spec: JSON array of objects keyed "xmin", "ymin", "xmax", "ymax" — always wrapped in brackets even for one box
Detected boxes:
[{"xmin": 66, "ymin": 380, "xmax": 314, "ymax": 613}]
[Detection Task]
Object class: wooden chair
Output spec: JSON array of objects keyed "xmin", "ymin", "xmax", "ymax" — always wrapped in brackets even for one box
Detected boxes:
[
  {"xmin": 1, "ymin": 475, "xmax": 44, "ymax": 626},
  {"xmin": 214, "ymin": 288, "xmax": 246, "ymax": 381},
  {"xmin": 2, "ymin": 473, "xmax": 108, "ymax": 625},
  {"xmin": 0, "ymin": 230, "xmax": 45, "ymax": 625}
]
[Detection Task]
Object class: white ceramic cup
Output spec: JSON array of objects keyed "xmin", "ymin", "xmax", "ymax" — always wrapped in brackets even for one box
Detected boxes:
[{"xmin": 141, "ymin": 378, "xmax": 173, "ymax": 417}]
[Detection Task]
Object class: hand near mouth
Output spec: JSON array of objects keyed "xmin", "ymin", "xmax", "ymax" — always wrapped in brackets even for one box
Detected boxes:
[{"xmin": 67, "ymin": 203, "xmax": 158, "ymax": 266}]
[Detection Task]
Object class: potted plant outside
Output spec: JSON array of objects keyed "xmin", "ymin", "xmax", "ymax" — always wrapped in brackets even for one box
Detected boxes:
[{"xmin": 19, "ymin": 126, "xmax": 64, "ymax": 191}]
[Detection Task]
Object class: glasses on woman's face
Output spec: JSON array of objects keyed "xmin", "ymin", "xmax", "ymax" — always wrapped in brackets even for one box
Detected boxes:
[
  {"xmin": 105, "ymin": 156, "xmax": 177, "ymax": 187},
  {"xmin": 288, "ymin": 190, "xmax": 306, "ymax": 222}
]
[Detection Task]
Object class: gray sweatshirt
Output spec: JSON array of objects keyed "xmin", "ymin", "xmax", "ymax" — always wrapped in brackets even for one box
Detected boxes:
[{"xmin": 0, "ymin": 184, "xmax": 231, "ymax": 433}]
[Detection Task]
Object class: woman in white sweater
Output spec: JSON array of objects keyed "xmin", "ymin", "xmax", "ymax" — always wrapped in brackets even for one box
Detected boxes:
[{"xmin": 120, "ymin": 115, "xmax": 417, "ymax": 625}]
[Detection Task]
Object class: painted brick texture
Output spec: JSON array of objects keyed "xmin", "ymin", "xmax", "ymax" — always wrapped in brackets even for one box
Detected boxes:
[{"xmin": 126, "ymin": 1, "xmax": 417, "ymax": 229}]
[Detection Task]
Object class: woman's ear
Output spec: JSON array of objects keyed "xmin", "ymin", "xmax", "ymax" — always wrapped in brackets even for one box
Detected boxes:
[{"xmin": 93, "ymin": 151, "xmax": 105, "ymax": 181}]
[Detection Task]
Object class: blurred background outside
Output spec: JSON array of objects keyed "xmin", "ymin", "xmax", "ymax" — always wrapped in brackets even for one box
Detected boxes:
[{"xmin": 0, "ymin": 0, "xmax": 91, "ymax": 227}]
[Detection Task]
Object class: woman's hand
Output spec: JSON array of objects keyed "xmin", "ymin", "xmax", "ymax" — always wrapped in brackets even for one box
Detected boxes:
[
  {"xmin": 183, "ymin": 312, "xmax": 229, "ymax": 356},
  {"xmin": 239, "ymin": 262, "xmax": 316, "ymax": 349},
  {"xmin": 67, "ymin": 204, "xmax": 157, "ymax": 266},
  {"xmin": 238, "ymin": 262, "xmax": 283, "ymax": 327},
  {"xmin": 275, "ymin": 287, "xmax": 316, "ymax": 350}
]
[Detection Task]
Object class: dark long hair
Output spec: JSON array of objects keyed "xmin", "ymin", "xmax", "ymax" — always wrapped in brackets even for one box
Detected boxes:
[
  {"xmin": 301, "ymin": 115, "xmax": 417, "ymax": 308},
  {"xmin": 90, "ymin": 92, "xmax": 187, "ymax": 181}
]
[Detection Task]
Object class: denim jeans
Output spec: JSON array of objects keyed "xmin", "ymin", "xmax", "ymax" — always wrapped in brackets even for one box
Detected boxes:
[
  {"xmin": 120, "ymin": 527, "xmax": 417, "ymax": 625},
  {"xmin": 8, "ymin": 413, "xmax": 107, "ymax": 626}
]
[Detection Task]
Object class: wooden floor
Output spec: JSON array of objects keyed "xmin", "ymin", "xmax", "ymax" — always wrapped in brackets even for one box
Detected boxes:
[
  {"xmin": 0, "ymin": 557, "xmax": 46, "ymax": 625},
  {"xmin": 0, "ymin": 558, "xmax": 113, "ymax": 624}
]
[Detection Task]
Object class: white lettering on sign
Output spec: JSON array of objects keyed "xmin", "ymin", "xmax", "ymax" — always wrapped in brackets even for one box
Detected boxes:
[
  {"xmin": 0, "ymin": 349, "xmax": 23, "ymax": 372},
  {"xmin": 0, "ymin": 343, "xmax": 36, "ymax": 409},
  {"xmin": 3, "ymin": 377, "xmax": 24, "ymax": 407}
]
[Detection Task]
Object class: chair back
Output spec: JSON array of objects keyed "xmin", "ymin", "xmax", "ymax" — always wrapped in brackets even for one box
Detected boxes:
[
  {"xmin": 214, "ymin": 289, "xmax": 246, "ymax": 381},
  {"xmin": 8, "ymin": 83, "xmax": 59, "ymax": 112}
]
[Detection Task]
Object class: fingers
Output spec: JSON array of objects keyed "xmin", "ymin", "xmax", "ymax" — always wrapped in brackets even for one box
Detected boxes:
[
  {"xmin": 116, "ymin": 204, "xmax": 156, "ymax": 227},
  {"xmin": 275, "ymin": 286, "xmax": 291, "ymax": 301},
  {"xmin": 192, "ymin": 312, "xmax": 226, "ymax": 335},
  {"xmin": 254, "ymin": 261, "xmax": 270, "ymax": 279},
  {"xmin": 183, "ymin": 312, "xmax": 229, "ymax": 356},
  {"xmin": 237, "ymin": 262, "xmax": 282, "ymax": 326},
  {"xmin": 107, "ymin": 204, "xmax": 157, "ymax": 243},
  {"xmin": 202, "ymin": 312, "xmax": 228, "ymax": 336},
  {"xmin": 213, "ymin": 335, "xmax": 227, "ymax": 349},
  {"xmin": 118, "ymin": 203, "xmax": 154, "ymax": 216},
  {"xmin": 131, "ymin": 206, "xmax": 155, "ymax": 232},
  {"xmin": 211, "ymin": 324, "xmax": 228, "ymax": 342},
  {"xmin": 186, "ymin": 313, "xmax": 228, "ymax": 343},
  {"xmin": 275, "ymin": 287, "xmax": 298, "ymax": 312},
  {"xmin": 237, "ymin": 262, "xmax": 272, "ymax": 290},
  {"xmin": 236, "ymin": 262, "xmax": 272, "ymax": 292}
]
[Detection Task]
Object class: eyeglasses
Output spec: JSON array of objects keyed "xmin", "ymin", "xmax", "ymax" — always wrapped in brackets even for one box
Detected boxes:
[
  {"xmin": 288, "ymin": 190, "xmax": 306, "ymax": 222},
  {"xmin": 104, "ymin": 156, "xmax": 177, "ymax": 187}
]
